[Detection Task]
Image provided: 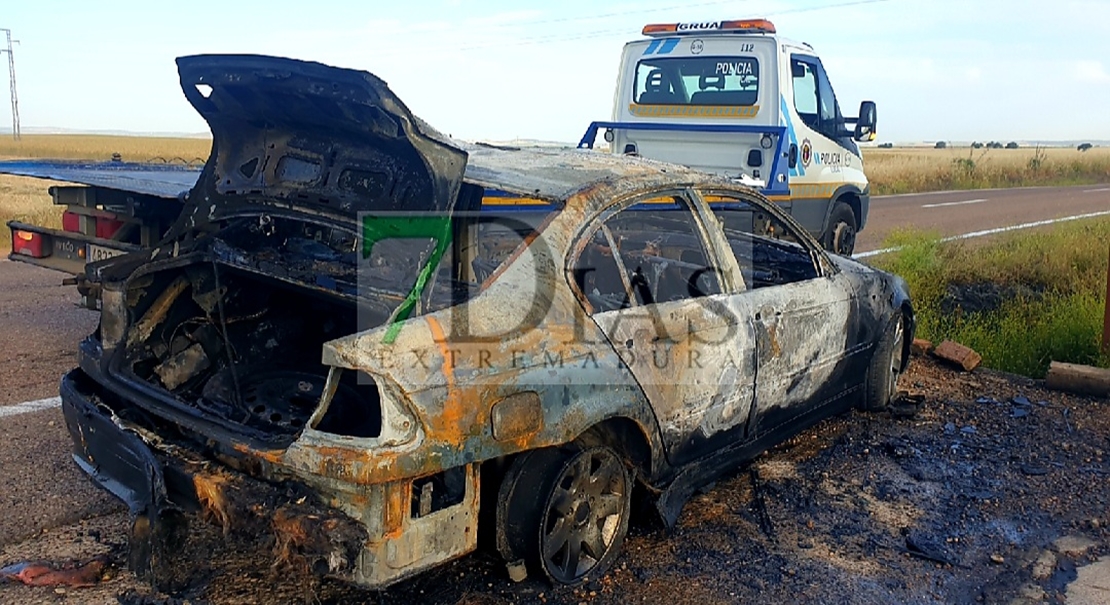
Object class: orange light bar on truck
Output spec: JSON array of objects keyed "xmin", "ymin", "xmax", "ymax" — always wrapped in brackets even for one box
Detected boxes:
[
  {"xmin": 642, "ymin": 19, "xmax": 776, "ymax": 36},
  {"xmin": 641, "ymin": 23, "xmax": 678, "ymax": 35},
  {"xmin": 11, "ymin": 229, "xmax": 47, "ymax": 258}
]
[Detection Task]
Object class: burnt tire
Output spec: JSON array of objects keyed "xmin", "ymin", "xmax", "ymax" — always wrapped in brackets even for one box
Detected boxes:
[
  {"xmin": 861, "ymin": 313, "xmax": 906, "ymax": 412},
  {"xmin": 536, "ymin": 445, "xmax": 631, "ymax": 584},
  {"xmin": 823, "ymin": 201, "xmax": 858, "ymax": 256},
  {"xmin": 499, "ymin": 444, "xmax": 632, "ymax": 585}
]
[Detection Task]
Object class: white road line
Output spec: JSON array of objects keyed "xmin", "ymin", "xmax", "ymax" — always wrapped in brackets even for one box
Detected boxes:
[
  {"xmin": 921, "ymin": 198, "xmax": 986, "ymax": 209},
  {"xmin": 1084, "ymin": 187, "xmax": 1110, "ymax": 193},
  {"xmin": 872, "ymin": 185, "xmax": 1061, "ymax": 200},
  {"xmin": 854, "ymin": 209, "xmax": 1110, "ymax": 259},
  {"xmin": 0, "ymin": 396, "xmax": 62, "ymax": 419}
]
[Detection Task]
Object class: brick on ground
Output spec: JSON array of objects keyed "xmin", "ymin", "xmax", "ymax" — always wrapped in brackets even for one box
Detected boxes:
[{"xmin": 932, "ymin": 340, "xmax": 982, "ymax": 372}]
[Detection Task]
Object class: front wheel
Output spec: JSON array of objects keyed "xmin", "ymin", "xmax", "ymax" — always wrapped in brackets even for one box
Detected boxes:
[
  {"xmin": 823, "ymin": 201, "xmax": 858, "ymax": 256},
  {"xmin": 861, "ymin": 313, "xmax": 906, "ymax": 411}
]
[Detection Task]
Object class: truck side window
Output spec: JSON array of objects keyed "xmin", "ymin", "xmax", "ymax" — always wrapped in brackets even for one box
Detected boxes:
[
  {"xmin": 791, "ymin": 56, "xmax": 844, "ymax": 140},
  {"xmin": 792, "ymin": 59, "xmax": 820, "ymax": 130}
]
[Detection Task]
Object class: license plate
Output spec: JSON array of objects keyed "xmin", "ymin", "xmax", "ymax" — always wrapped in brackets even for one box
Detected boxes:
[{"xmin": 87, "ymin": 244, "xmax": 127, "ymax": 263}]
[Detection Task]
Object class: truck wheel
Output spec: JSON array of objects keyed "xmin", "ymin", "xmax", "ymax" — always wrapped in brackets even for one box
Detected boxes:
[
  {"xmin": 823, "ymin": 201, "xmax": 857, "ymax": 256},
  {"xmin": 861, "ymin": 314, "xmax": 906, "ymax": 411}
]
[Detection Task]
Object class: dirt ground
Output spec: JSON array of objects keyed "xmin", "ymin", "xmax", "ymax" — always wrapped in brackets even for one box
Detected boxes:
[{"xmin": 1, "ymin": 353, "xmax": 1107, "ymax": 605}]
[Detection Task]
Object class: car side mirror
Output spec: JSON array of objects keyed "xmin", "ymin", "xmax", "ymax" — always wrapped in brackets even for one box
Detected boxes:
[{"xmin": 854, "ymin": 101, "xmax": 877, "ymax": 142}]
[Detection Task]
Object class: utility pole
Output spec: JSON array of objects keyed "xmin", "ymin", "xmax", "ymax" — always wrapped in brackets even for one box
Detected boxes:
[{"xmin": 0, "ymin": 29, "xmax": 19, "ymax": 141}]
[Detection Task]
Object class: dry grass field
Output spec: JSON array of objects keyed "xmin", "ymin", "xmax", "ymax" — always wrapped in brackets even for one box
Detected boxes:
[
  {"xmin": 1, "ymin": 135, "xmax": 1109, "ymax": 253},
  {"xmin": 0, "ymin": 134, "xmax": 210, "ymax": 163},
  {"xmin": 0, "ymin": 135, "xmax": 211, "ymax": 253},
  {"xmin": 863, "ymin": 145, "xmax": 1110, "ymax": 195}
]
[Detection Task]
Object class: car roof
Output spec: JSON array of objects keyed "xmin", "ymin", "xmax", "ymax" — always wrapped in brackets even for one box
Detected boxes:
[{"xmin": 458, "ymin": 141, "xmax": 716, "ymax": 203}]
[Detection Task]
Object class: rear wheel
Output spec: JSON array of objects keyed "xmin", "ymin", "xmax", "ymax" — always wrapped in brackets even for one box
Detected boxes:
[
  {"xmin": 537, "ymin": 446, "xmax": 631, "ymax": 584},
  {"xmin": 861, "ymin": 313, "xmax": 906, "ymax": 411},
  {"xmin": 823, "ymin": 201, "xmax": 857, "ymax": 256},
  {"xmin": 499, "ymin": 443, "xmax": 632, "ymax": 584}
]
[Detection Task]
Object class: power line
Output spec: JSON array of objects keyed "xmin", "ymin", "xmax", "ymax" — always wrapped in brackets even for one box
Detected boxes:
[
  {"xmin": 770, "ymin": 0, "xmax": 897, "ymax": 16},
  {"xmin": 0, "ymin": 28, "xmax": 19, "ymax": 141},
  {"xmin": 373, "ymin": 0, "xmax": 903, "ymax": 57}
]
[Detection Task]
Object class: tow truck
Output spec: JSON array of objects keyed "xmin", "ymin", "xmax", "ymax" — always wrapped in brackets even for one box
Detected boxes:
[
  {"xmin": 579, "ymin": 18, "xmax": 877, "ymax": 255},
  {"xmin": 6, "ymin": 18, "xmax": 877, "ymax": 288}
]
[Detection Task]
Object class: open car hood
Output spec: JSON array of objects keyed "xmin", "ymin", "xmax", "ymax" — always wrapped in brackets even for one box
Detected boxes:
[{"xmin": 177, "ymin": 54, "xmax": 468, "ymax": 220}]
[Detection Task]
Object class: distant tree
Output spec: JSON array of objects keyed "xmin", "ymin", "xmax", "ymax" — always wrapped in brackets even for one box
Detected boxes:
[
  {"xmin": 878, "ymin": 142, "xmax": 894, "ymax": 149},
  {"xmin": 1078, "ymin": 142, "xmax": 1093, "ymax": 152},
  {"xmin": 987, "ymin": 141, "xmax": 1003, "ymax": 149},
  {"xmin": 971, "ymin": 141, "xmax": 984, "ymax": 149},
  {"xmin": 1006, "ymin": 141, "xmax": 1019, "ymax": 149},
  {"xmin": 935, "ymin": 141, "xmax": 948, "ymax": 149}
]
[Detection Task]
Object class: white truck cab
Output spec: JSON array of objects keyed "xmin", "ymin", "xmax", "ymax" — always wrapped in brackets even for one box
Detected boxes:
[{"xmin": 578, "ymin": 19, "xmax": 877, "ymax": 255}]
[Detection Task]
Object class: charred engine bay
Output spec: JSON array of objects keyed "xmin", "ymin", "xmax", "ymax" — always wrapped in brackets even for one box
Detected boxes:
[{"xmin": 119, "ymin": 216, "xmax": 404, "ymax": 445}]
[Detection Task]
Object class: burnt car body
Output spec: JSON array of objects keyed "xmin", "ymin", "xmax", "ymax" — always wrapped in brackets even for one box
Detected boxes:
[{"xmin": 61, "ymin": 54, "xmax": 915, "ymax": 590}]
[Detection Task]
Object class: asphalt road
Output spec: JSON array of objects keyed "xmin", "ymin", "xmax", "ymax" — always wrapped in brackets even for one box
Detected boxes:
[
  {"xmin": 856, "ymin": 184, "xmax": 1110, "ymax": 253},
  {"xmin": 0, "ymin": 262, "xmax": 120, "ymax": 550},
  {"xmin": 0, "ymin": 183, "xmax": 1108, "ymax": 603}
]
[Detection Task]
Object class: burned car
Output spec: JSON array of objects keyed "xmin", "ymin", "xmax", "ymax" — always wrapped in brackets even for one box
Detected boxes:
[{"xmin": 61, "ymin": 54, "xmax": 914, "ymax": 590}]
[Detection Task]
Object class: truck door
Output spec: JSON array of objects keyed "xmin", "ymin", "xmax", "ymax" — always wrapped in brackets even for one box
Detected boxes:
[{"xmin": 781, "ymin": 54, "xmax": 868, "ymax": 241}]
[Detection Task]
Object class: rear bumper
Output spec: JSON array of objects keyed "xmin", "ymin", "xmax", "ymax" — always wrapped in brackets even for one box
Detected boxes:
[
  {"xmin": 7, "ymin": 220, "xmax": 139, "ymax": 275},
  {"xmin": 61, "ymin": 363, "xmax": 482, "ymax": 589},
  {"xmin": 60, "ymin": 369, "xmax": 368, "ymax": 590}
]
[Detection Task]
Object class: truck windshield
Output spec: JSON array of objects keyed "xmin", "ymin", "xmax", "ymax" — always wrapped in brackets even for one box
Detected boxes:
[{"xmin": 634, "ymin": 56, "xmax": 759, "ymax": 106}]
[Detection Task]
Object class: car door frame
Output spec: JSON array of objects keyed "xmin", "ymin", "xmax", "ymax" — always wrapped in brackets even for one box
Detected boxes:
[
  {"xmin": 564, "ymin": 187, "xmax": 763, "ymax": 466},
  {"xmin": 690, "ymin": 185, "xmax": 863, "ymax": 437}
]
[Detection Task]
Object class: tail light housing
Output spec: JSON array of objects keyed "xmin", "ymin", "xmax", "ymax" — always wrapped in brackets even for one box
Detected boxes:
[
  {"xmin": 62, "ymin": 211, "xmax": 125, "ymax": 239},
  {"xmin": 12, "ymin": 230, "xmax": 48, "ymax": 258}
]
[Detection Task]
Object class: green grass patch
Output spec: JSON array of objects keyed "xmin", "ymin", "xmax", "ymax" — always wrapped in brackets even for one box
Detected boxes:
[{"xmin": 872, "ymin": 220, "xmax": 1110, "ymax": 377}]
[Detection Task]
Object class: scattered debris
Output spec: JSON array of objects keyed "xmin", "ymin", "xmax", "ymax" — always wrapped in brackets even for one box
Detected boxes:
[
  {"xmin": 890, "ymin": 392, "xmax": 925, "ymax": 417},
  {"xmin": 905, "ymin": 532, "xmax": 957, "ymax": 567},
  {"xmin": 1045, "ymin": 361, "xmax": 1110, "ymax": 398},
  {"xmin": 932, "ymin": 340, "xmax": 983, "ymax": 372},
  {"xmin": 1053, "ymin": 535, "xmax": 1097, "ymax": 556},
  {"xmin": 1032, "ymin": 551, "xmax": 1057, "ymax": 580},
  {"xmin": 0, "ymin": 555, "xmax": 111, "ymax": 588},
  {"xmin": 116, "ymin": 589, "xmax": 211, "ymax": 605},
  {"xmin": 911, "ymin": 338, "xmax": 933, "ymax": 356},
  {"xmin": 1019, "ymin": 463, "xmax": 1050, "ymax": 476},
  {"xmin": 989, "ymin": 553, "xmax": 1005, "ymax": 565}
]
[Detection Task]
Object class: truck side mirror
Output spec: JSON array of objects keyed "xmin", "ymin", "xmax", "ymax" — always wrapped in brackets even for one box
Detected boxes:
[{"xmin": 854, "ymin": 101, "xmax": 877, "ymax": 142}]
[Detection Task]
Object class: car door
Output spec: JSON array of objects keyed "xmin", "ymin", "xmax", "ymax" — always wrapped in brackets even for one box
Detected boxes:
[
  {"xmin": 697, "ymin": 190, "xmax": 857, "ymax": 437},
  {"xmin": 567, "ymin": 191, "xmax": 757, "ymax": 466}
]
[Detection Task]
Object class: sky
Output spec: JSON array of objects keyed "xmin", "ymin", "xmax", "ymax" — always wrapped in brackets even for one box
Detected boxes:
[{"xmin": 1, "ymin": 0, "xmax": 1109, "ymax": 144}]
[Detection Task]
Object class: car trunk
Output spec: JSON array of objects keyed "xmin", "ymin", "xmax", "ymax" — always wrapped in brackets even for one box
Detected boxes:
[
  {"xmin": 115, "ymin": 259, "xmax": 378, "ymax": 447},
  {"xmin": 92, "ymin": 54, "xmax": 475, "ymax": 448}
]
